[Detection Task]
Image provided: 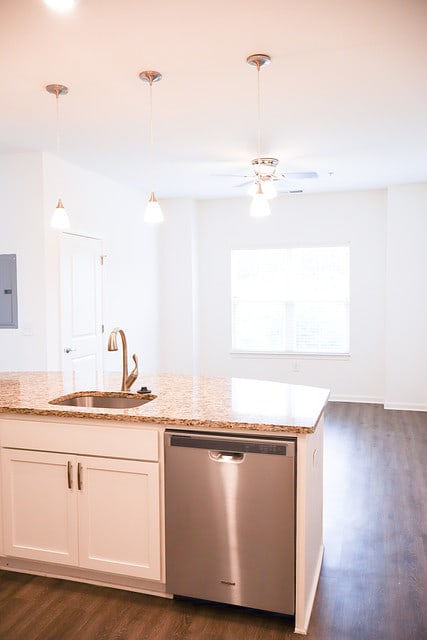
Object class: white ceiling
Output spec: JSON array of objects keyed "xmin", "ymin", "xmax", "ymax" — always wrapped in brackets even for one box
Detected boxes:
[{"xmin": 1, "ymin": 0, "xmax": 427, "ymax": 199}]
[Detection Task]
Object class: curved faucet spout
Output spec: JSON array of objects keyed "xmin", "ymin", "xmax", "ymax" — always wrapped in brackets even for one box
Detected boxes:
[{"xmin": 107, "ymin": 327, "xmax": 138, "ymax": 391}]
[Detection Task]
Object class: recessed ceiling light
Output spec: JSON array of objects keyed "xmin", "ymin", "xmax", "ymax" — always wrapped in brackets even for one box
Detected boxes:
[{"xmin": 44, "ymin": 0, "xmax": 77, "ymax": 11}]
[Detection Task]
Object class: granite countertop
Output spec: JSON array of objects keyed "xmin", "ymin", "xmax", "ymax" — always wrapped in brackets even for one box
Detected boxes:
[{"xmin": 0, "ymin": 372, "xmax": 330, "ymax": 435}]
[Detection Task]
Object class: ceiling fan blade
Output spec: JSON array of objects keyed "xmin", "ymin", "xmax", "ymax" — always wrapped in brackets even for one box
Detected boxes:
[
  {"xmin": 234, "ymin": 180, "xmax": 254, "ymax": 188},
  {"xmin": 277, "ymin": 189, "xmax": 303, "ymax": 195},
  {"xmin": 280, "ymin": 171, "xmax": 318, "ymax": 180},
  {"xmin": 214, "ymin": 173, "xmax": 252, "ymax": 178}
]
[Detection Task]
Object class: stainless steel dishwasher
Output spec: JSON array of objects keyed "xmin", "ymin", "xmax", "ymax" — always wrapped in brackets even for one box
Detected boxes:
[{"xmin": 165, "ymin": 431, "xmax": 296, "ymax": 615}]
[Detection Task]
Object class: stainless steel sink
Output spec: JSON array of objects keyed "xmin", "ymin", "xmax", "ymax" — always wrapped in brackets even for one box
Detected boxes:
[{"xmin": 49, "ymin": 392, "xmax": 156, "ymax": 409}]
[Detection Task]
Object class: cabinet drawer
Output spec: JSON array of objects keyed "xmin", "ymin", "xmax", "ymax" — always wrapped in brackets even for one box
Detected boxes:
[{"xmin": 0, "ymin": 419, "xmax": 159, "ymax": 462}]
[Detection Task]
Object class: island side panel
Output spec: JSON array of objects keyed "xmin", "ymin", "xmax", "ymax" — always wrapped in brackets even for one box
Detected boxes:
[
  {"xmin": 0, "ymin": 421, "xmax": 3, "ymax": 556},
  {"xmin": 295, "ymin": 414, "xmax": 324, "ymax": 635}
]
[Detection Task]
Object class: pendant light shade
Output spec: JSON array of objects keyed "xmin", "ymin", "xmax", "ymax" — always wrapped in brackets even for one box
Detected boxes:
[
  {"xmin": 139, "ymin": 70, "xmax": 164, "ymax": 224},
  {"xmin": 144, "ymin": 192, "xmax": 164, "ymax": 223},
  {"xmin": 250, "ymin": 183, "xmax": 271, "ymax": 217},
  {"xmin": 46, "ymin": 83, "xmax": 70, "ymax": 229},
  {"xmin": 51, "ymin": 198, "xmax": 70, "ymax": 229}
]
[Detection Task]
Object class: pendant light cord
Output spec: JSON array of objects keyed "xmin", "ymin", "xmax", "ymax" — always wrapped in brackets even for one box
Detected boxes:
[
  {"xmin": 55, "ymin": 90, "xmax": 63, "ymax": 197},
  {"xmin": 149, "ymin": 78, "xmax": 154, "ymax": 191}
]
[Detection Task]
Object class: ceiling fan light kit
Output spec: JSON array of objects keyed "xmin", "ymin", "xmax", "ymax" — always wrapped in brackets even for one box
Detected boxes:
[
  {"xmin": 252, "ymin": 157, "xmax": 278, "ymax": 177},
  {"xmin": 250, "ymin": 182, "xmax": 272, "ymax": 217},
  {"xmin": 248, "ymin": 178, "xmax": 277, "ymax": 200}
]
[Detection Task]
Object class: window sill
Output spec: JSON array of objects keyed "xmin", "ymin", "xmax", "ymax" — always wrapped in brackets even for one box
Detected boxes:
[{"xmin": 230, "ymin": 351, "xmax": 350, "ymax": 361}]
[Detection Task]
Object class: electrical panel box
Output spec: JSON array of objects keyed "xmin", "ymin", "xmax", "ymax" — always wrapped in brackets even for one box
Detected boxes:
[{"xmin": 0, "ymin": 254, "xmax": 18, "ymax": 328}]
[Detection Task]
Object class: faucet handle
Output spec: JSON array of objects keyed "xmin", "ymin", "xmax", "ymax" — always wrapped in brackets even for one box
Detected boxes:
[{"xmin": 126, "ymin": 353, "xmax": 139, "ymax": 390}]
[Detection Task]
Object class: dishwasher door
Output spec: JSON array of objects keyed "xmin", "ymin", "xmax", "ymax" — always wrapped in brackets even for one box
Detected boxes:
[{"xmin": 165, "ymin": 431, "xmax": 295, "ymax": 615}]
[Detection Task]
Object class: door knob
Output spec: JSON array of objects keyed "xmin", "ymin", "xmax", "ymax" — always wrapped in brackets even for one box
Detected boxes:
[{"xmin": 64, "ymin": 346, "xmax": 76, "ymax": 354}]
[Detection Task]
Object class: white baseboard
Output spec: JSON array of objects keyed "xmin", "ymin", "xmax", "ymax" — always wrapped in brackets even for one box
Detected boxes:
[
  {"xmin": 329, "ymin": 396, "xmax": 427, "ymax": 412},
  {"xmin": 328, "ymin": 395, "xmax": 383, "ymax": 404},
  {"xmin": 384, "ymin": 401, "xmax": 427, "ymax": 412}
]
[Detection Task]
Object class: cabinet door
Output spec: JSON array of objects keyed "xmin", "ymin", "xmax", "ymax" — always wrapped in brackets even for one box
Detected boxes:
[
  {"xmin": 77, "ymin": 457, "xmax": 161, "ymax": 580},
  {"xmin": 1, "ymin": 449, "xmax": 78, "ymax": 565}
]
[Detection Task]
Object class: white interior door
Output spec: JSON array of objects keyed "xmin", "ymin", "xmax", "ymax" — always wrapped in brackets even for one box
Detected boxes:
[{"xmin": 60, "ymin": 233, "xmax": 104, "ymax": 388}]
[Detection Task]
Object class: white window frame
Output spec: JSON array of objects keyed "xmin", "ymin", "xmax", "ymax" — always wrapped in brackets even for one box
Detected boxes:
[{"xmin": 230, "ymin": 244, "xmax": 350, "ymax": 358}]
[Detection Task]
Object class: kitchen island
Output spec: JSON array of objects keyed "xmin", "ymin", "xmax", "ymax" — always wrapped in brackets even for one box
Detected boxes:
[{"xmin": 0, "ymin": 372, "xmax": 329, "ymax": 635}]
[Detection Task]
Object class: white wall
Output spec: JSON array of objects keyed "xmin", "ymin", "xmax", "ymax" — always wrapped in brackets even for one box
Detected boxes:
[
  {"xmin": 158, "ymin": 185, "xmax": 427, "ymax": 409},
  {"xmin": 0, "ymin": 153, "xmax": 48, "ymax": 370},
  {"xmin": 384, "ymin": 183, "xmax": 427, "ymax": 410},
  {"xmin": 158, "ymin": 199, "xmax": 198, "ymax": 374},
  {"xmin": 196, "ymin": 191, "xmax": 387, "ymax": 401}
]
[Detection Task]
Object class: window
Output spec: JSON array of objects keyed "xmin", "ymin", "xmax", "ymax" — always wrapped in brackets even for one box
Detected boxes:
[{"xmin": 231, "ymin": 246, "xmax": 349, "ymax": 354}]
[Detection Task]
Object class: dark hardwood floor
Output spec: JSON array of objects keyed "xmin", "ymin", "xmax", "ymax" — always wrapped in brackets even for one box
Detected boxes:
[{"xmin": 0, "ymin": 403, "xmax": 426, "ymax": 640}]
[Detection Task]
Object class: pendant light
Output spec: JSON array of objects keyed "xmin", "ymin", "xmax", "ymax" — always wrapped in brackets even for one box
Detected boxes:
[
  {"xmin": 46, "ymin": 83, "xmax": 70, "ymax": 230},
  {"xmin": 139, "ymin": 70, "xmax": 164, "ymax": 223},
  {"xmin": 246, "ymin": 53, "xmax": 274, "ymax": 217}
]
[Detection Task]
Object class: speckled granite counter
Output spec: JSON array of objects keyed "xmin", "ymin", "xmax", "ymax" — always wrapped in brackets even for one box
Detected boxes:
[{"xmin": 0, "ymin": 372, "xmax": 330, "ymax": 435}]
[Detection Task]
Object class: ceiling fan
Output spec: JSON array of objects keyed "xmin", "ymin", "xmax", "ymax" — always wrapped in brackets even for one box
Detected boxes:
[
  {"xmin": 233, "ymin": 156, "xmax": 318, "ymax": 199},
  {"xmin": 225, "ymin": 54, "xmax": 318, "ymax": 212}
]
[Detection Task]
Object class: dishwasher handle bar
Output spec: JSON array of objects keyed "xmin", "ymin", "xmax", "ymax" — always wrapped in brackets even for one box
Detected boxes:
[
  {"xmin": 209, "ymin": 450, "xmax": 244, "ymax": 463},
  {"xmin": 168, "ymin": 434, "xmax": 294, "ymax": 457}
]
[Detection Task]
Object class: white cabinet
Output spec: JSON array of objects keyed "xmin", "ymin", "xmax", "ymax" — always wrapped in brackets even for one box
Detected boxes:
[
  {"xmin": 1, "ymin": 448, "xmax": 161, "ymax": 580},
  {"xmin": 78, "ymin": 456, "xmax": 160, "ymax": 579},
  {"xmin": 1, "ymin": 449, "xmax": 78, "ymax": 565}
]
